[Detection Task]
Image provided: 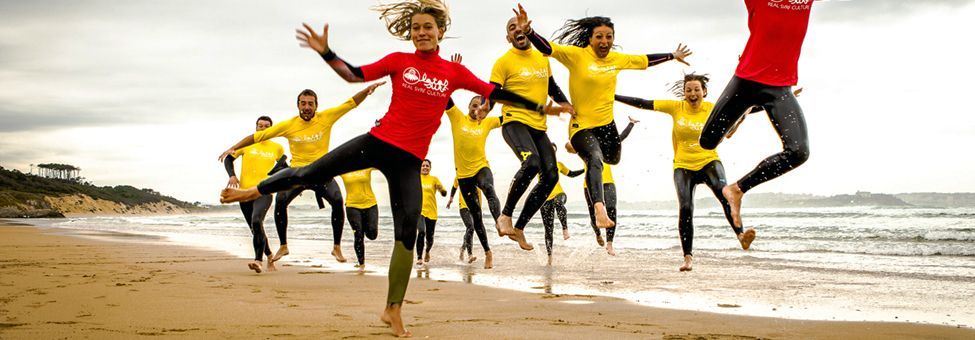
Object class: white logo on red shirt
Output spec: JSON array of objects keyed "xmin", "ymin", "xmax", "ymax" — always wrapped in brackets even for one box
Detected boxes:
[
  {"xmin": 402, "ymin": 67, "xmax": 449, "ymax": 94},
  {"xmin": 768, "ymin": 0, "xmax": 811, "ymax": 10}
]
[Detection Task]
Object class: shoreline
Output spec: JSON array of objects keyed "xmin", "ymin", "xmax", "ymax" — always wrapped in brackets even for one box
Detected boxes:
[{"xmin": 1, "ymin": 221, "xmax": 973, "ymax": 339}]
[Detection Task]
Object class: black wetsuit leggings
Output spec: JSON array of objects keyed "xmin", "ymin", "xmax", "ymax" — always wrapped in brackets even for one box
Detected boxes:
[
  {"xmin": 571, "ymin": 122, "xmax": 622, "ymax": 205},
  {"xmin": 347, "ymin": 205, "xmax": 379, "ymax": 266},
  {"xmin": 541, "ymin": 193, "xmax": 568, "ymax": 256},
  {"xmin": 239, "ymin": 195, "xmax": 273, "ymax": 261},
  {"xmin": 457, "ymin": 167, "xmax": 497, "ymax": 252},
  {"xmin": 501, "ymin": 122, "xmax": 558, "ymax": 230},
  {"xmin": 415, "ymin": 217, "xmax": 436, "ymax": 259},
  {"xmin": 274, "ymin": 179, "xmax": 344, "ymax": 246},
  {"xmin": 256, "ymin": 133, "xmax": 420, "ymax": 304},
  {"xmin": 699, "ymin": 76, "xmax": 810, "ymax": 193},
  {"xmin": 674, "ymin": 161, "xmax": 742, "ymax": 257},
  {"xmin": 460, "ymin": 208, "xmax": 475, "ymax": 256},
  {"xmin": 584, "ymin": 184, "xmax": 617, "ymax": 242}
]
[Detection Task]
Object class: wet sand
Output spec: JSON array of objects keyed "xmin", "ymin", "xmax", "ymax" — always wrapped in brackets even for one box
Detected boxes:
[{"xmin": 1, "ymin": 222, "xmax": 972, "ymax": 339}]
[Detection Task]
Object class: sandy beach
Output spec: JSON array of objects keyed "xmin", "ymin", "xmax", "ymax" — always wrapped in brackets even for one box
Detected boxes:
[{"xmin": 1, "ymin": 222, "xmax": 972, "ymax": 339}]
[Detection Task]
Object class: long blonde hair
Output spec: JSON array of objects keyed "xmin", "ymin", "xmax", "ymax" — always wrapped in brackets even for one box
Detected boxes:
[{"xmin": 372, "ymin": 0, "xmax": 450, "ymax": 41}]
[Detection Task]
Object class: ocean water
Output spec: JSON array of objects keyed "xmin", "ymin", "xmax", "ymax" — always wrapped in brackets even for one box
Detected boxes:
[{"xmin": 20, "ymin": 205, "xmax": 975, "ymax": 328}]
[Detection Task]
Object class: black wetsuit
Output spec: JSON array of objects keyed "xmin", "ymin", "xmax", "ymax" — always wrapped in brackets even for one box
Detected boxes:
[
  {"xmin": 449, "ymin": 184, "xmax": 488, "ymax": 255},
  {"xmin": 579, "ymin": 121, "xmax": 635, "ymax": 243},
  {"xmin": 347, "ymin": 205, "xmax": 379, "ymax": 266},
  {"xmin": 224, "ymin": 155, "xmax": 279, "ymax": 261},
  {"xmin": 274, "ymin": 179, "xmax": 344, "ymax": 246},
  {"xmin": 541, "ymin": 193, "xmax": 568, "ymax": 256},
  {"xmin": 699, "ymin": 76, "xmax": 809, "ymax": 193}
]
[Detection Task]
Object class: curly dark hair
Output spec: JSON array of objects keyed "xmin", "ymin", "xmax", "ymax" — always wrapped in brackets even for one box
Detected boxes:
[
  {"xmin": 373, "ymin": 0, "xmax": 450, "ymax": 41},
  {"xmin": 552, "ymin": 16, "xmax": 614, "ymax": 48},
  {"xmin": 669, "ymin": 73, "xmax": 710, "ymax": 98}
]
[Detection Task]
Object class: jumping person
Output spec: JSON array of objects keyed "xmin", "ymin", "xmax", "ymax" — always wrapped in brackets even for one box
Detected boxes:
[
  {"xmin": 490, "ymin": 14, "xmax": 573, "ymax": 252},
  {"xmin": 567, "ymin": 117, "xmax": 638, "ymax": 256},
  {"xmin": 444, "ymin": 93, "xmax": 502, "ymax": 268},
  {"xmin": 223, "ymin": 116, "xmax": 285, "ymax": 273},
  {"xmin": 516, "ymin": 4, "xmax": 690, "ymax": 231},
  {"xmin": 221, "ymin": 1, "xmax": 568, "ymax": 336},
  {"xmin": 446, "ymin": 179, "xmax": 481, "ymax": 265},
  {"xmin": 340, "ymin": 168, "xmax": 380, "ymax": 272},
  {"xmin": 617, "ymin": 74, "xmax": 753, "ymax": 271},
  {"xmin": 416, "ymin": 159, "xmax": 446, "ymax": 268},
  {"xmin": 540, "ymin": 148, "xmax": 583, "ymax": 265},
  {"xmin": 219, "ymin": 86, "xmax": 382, "ymax": 264},
  {"xmin": 698, "ymin": 0, "xmax": 814, "ymax": 232}
]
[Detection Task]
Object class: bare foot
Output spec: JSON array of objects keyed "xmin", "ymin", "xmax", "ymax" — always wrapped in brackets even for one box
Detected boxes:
[
  {"xmin": 547, "ymin": 255, "xmax": 552, "ymax": 266},
  {"xmin": 595, "ymin": 234, "xmax": 605, "ymax": 247},
  {"xmin": 331, "ymin": 246, "xmax": 347, "ymax": 263},
  {"xmin": 423, "ymin": 251, "xmax": 430, "ymax": 264},
  {"xmin": 739, "ymin": 228, "xmax": 756, "ymax": 250},
  {"xmin": 266, "ymin": 258, "xmax": 277, "ymax": 272},
  {"xmin": 220, "ymin": 187, "xmax": 261, "ymax": 203},
  {"xmin": 458, "ymin": 246, "xmax": 466, "ymax": 262},
  {"xmin": 381, "ymin": 304, "xmax": 412, "ymax": 338},
  {"xmin": 507, "ymin": 228, "xmax": 534, "ymax": 251},
  {"xmin": 355, "ymin": 263, "xmax": 366, "ymax": 273},
  {"xmin": 593, "ymin": 202, "xmax": 615, "ymax": 228},
  {"xmin": 562, "ymin": 229, "xmax": 570, "ymax": 240},
  {"xmin": 605, "ymin": 241, "xmax": 616, "ymax": 256},
  {"xmin": 415, "ymin": 258, "xmax": 423, "ymax": 268},
  {"xmin": 247, "ymin": 261, "xmax": 263, "ymax": 273},
  {"xmin": 722, "ymin": 183, "xmax": 744, "ymax": 230},
  {"xmin": 679, "ymin": 255, "xmax": 693, "ymax": 272},
  {"xmin": 483, "ymin": 250, "xmax": 493, "ymax": 269},
  {"xmin": 271, "ymin": 245, "xmax": 290, "ymax": 262},
  {"xmin": 495, "ymin": 215, "xmax": 515, "ymax": 236}
]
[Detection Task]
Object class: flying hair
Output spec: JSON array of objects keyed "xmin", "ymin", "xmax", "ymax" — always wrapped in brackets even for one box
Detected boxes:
[
  {"xmin": 552, "ymin": 16, "xmax": 614, "ymax": 48},
  {"xmin": 372, "ymin": 0, "xmax": 451, "ymax": 41}
]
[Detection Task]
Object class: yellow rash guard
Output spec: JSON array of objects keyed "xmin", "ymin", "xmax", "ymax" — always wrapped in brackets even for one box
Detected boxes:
[
  {"xmin": 232, "ymin": 140, "xmax": 285, "ymax": 189},
  {"xmin": 445, "ymin": 105, "xmax": 502, "ymax": 179},
  {"xmin": 253, "ymin": 98, "xmax": 358, "ymax": 167},
  {"xmin": 653, "ymin": 100, "xmax": 720, "ymax": 171},
  {"xmin": 340, "ymin": 168, "xmax": 377, "ymax": 209},
  {"xmin": 490, "ymin": 47, "xmax": 552, "ymax": 131},
  {"xmin": 420, "ymin": 174, "xmax": 444, "ymax": 219}
]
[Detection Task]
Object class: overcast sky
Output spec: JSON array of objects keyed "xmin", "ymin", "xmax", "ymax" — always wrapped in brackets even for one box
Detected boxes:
[{"xmin": 2, "ymin": 0, "xmax": 974, "ymax": 205}]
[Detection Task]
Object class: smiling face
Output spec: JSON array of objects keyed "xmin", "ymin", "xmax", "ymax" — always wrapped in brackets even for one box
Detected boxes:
[
  {"xmin": 467, "ymin": 96, "xmax": 483, "ymax": 120},
  {"xmin": 256, "ymin": 119, "xmax": 271, "ymax": 132},
  {"xmin": 588, "ymin": 25, "xmax": 614, "ymax": 58},
  {"xmin": 506, "ymin": 17, "xmax": 529, "ymax": 50},
  {"xmin": 684, "ymin": 80, "xmax": 707, "ymax": 105},
  {"xmin": 421, "ymin": 160, "xmax": 432, "ymax": 175},
  {"xmin": 297, "ymin": 95, "xmax": 318, "ymax": 121},
  {"xmin": 411, "ymin": 13, "xmax": 444, "ymax": 52}
]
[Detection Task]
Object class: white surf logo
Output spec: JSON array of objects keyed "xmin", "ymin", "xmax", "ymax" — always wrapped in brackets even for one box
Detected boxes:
[{"xmin": 402, "ymin": 67, "xmax": 449, "ymax": 93}]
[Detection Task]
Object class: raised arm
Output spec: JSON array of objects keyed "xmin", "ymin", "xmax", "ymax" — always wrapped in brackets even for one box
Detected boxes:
[
  {"xmin": 647, "ymin": 44, "xmax": 692, "ymax": 67},
  {"xmin": 515, "ymin": 5, "xmax": 553, "ymax": 55},
  {"xmin": 217, "ymin": 135, "xmax": 256, "ymax": 163},
  {"xmin": 351, "ymin": 81, "xmax": 387, "ymax": 105},
  {"xmin": 614, "ymin": 94, "xmax": 655, "ymax": 111},
  {"xmin": 296, "ymin": 23, "xmax": 366, "ymax": 82}
]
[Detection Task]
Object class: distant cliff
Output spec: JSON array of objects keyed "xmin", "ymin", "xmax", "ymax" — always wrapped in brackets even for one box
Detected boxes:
[{"xmin": 0, "ymin": 166, "xmax": 200, "ymax": 218}]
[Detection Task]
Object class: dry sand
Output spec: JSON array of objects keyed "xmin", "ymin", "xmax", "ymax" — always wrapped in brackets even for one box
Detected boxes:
[{"xmin": 1, "ymin": 222, "xmax": 972, "ymax": 339}]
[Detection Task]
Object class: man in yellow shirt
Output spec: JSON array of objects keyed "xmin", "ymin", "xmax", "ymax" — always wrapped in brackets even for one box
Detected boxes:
[
  {"xmin": 489, "ymin": 15, "xmax": 573, "ymax": 252},
  {"xmin": 416, "ymin": 159, "xmax": 446, "ymax": 269},
  {"xmin": 223, "ymin": 116, "xmax": 286, "ymax": 274},
  {"xmin": 444, "ymin": 96, "xmax": 503, "ymax": 268},
  {"xmin": 340, "ymin": 168, "xmax": 379, "ymax": 272},
  {"xmin": 218, "ymin": 83, "xmax": 383, "ymax": 264},
  {"xmin": 516, "ymin": 4, "xmax": 690, "ymax": 230}
]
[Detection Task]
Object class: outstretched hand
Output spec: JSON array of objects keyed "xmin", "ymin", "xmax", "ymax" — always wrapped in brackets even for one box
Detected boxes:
[
  {"xmin": 628, "ymin": 116, "xmax": 640, "ymax": 124},
  {"xmin": 793, "ymin": 87, "xmax": 803, "ymax": 97},
  {"xmin": 473, "ymin": 97, "xmax": 491, "ymax": 121},
  {"xmin": 296, "ymin": 23, "xmax": 330, "ymax": 54},
  {"xmin": 226, "ymin": 176, "xmax": 240, "ymax": 189},
  {"xmin": 450, "ymin": 53, "xmax": 462, "ymax": 64},
  {"xmin": 542, "ymin": 101, "xmax": 572, "ymax": 116},
  {"xmin": 218, "ymin": 149, "xmax": 234, "ymax": 163},
  {"xmin": 513, "ymin": 4, "xmax": 533, "ymax": 33},
  {"xmin": 673, "ymin": 43, "xmax": 692, "ymax": 66},
  {"xmin": 364, "ymin": 81, "xmax": 387, "ymax": 95}
]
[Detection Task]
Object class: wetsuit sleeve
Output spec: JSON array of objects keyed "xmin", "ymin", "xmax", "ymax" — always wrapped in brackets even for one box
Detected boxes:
[
  {"xmin": 489, "ymin": 86, "xmax": 546, "ymax": 113},
  {"xmin": 446, "ymin": 98, "xmax": 456, "ymax": 110},
  {"xmin": 223, "ymin": 155, "xmax": 236, "ymax": 177},
  {"xmin": 253, "ymin": 118, "xmax": 291, "ymax": 143},
  {"xmin": 646, "ymin": 53, "xmax": 675, "ymax": 67},
  {"xmin": 267, "ymin": 155, "xmax": 289, "ymax": 176},
  {"xmin": 320, "ymin": 49, "xmax": 365, "ymax": 79},
  {"xmin": 527, "ymin": 29, "xmax": 553, "ymax": 55},
  {"xmin": 614, "ymin": 95, "xmax": 654, "ymax": 111},
  {"xmin": 359, "ymin": 53, "xmax": 398, "ymax": 82},
  {"xmin": 547, "ymin": 76, "xmax": 569, "ymax": 103},
  {"xmin": 620, "ymin": 122, "xmax": 636, "ymax": 141},
  {"xmin": 566, "ymin": 169, "xmax": 584, "ymax": 177},
  {"xmin": 448, "ymin": 181, "xmax": 458, "ymax": 201}
]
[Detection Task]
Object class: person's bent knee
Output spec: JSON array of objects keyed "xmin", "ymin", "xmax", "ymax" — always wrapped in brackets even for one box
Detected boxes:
[{"xmin": 787, "ymin": 144, "xmax": 810, "ymax": 168}]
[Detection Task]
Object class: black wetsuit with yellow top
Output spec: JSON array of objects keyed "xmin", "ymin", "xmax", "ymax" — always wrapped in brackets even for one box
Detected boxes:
[
  {"xmin": 541, "ymin": 161, "xmax": 583, "ymax": 256},
  {"xmin": 580, "ymin": 121, "xmax": 635, "ymax": 243},
  {"xmin": 223, "ymin": 140, "xmax": 286, "ymax": 262},
  {"xmin": 340, "ymin": 168, "xmax": 379, "ymax": 266},
  {"xmin": 416, "ymin": 174, "xmax": 445, "ymax": 260},
  {"xmin": 445, "ymin": 100, "xmax": 502, "ymax": 253}
]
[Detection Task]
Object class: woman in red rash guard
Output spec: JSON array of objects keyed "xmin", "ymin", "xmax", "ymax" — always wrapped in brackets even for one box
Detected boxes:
[
  {"xmin": 698, "ymin": 0, "xmax": 813, "ymax": 233},
  {"xmin": 218, "ymin": 0, "xmax": 567, "ymax": 337}
]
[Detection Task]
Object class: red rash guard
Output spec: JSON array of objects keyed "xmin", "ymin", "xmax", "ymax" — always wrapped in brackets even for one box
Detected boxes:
[
  {"xmin": 735, "ymin": 0, "xmax": 813, "ymax": 86},
  {"xmin": 361, "ymin": 49, "xmax": 495, "ymax": 159}
]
